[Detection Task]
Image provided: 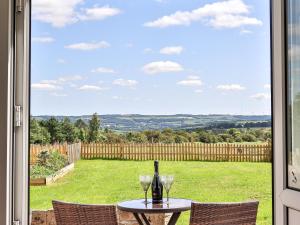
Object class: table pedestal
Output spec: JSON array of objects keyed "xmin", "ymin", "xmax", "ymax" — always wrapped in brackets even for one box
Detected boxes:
[{"xmin": 132, "ymin": 212, "xmax": 181, "ymax": 225}]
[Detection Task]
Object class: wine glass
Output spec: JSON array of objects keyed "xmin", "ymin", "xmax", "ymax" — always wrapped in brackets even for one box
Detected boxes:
[
  {"xmin": 139, "ymin": 175, "xmax": 152, "ymax": 203},
  {"xmin": 161, "ymin": 175, "xmax": 174, "ymax": 202}
]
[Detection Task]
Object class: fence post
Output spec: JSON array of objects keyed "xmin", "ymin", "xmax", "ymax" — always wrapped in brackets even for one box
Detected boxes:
[
  {"xmin": 120, "ymin": 143, "xmax": 124, "ymax": 159},
  {"xmin": 226, "ymin": 143, "xmax": 231, "ymax": 161},
  {"xmin": 267, "ymin": 141, "xmax": 272, "ymax": 162}
]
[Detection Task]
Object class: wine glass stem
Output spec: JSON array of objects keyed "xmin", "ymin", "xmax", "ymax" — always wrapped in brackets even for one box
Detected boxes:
[
  {"xmin": 145, "ymin": 191, "xmax": 147, "ymax": 203},
  {"xmin": 167, "ymin": 191, "xmax": 169, "ymax": 202}
]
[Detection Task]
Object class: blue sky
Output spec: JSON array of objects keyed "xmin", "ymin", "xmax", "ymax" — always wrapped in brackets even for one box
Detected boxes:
[{"xmin": 31, "ymin": 0, "xmax": 271, "ymax": 116}]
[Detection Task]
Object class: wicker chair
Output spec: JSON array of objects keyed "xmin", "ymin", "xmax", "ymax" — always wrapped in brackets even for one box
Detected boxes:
[
  {"xmin": 52, "ymin": 200, "xmax": 118, "ymax": 225},
  {"xmin": 189, "ymin": 201, "xmax": 259, "ymax": 225}
]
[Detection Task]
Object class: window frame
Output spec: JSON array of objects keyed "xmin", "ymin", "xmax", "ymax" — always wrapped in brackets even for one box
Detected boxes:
[
  {"xmin": 0, "ymin": 0, "xmax": 15, "ymax": 224},
  {"xmin": 13, "ymin": 0, "xmax": 31, "ymax": 224}
]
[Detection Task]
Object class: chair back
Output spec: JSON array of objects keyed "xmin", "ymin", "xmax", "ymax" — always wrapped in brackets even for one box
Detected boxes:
[
  {"xmin": 189, "ymin": 201, "xmax": 259, "ymax": 225},
  {"xmin": 52, "ymin": 200, "xmax": 118, "ymax": 225}
]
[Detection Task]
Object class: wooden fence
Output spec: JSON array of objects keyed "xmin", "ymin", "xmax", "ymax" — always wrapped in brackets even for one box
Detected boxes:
[
  {"xmin": 80, "ymin": 142, "xmax": 272, "ymax": 162},
  {"xmin": 30, "ymin": 143, "xmax": 81, "ymax": 165}
]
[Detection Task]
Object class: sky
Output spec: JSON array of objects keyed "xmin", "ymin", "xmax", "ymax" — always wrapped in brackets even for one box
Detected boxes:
[{"xmin": 31, "ymin": 0, "xmax": 271, "ymax": 116}]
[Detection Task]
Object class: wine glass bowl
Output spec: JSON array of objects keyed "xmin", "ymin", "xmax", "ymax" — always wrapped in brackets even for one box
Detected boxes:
[
  {"xmin": 139, "ymin": 175, "xmax": 152, "ymax": 203},
  {"xmin": 161, "ymin": 175, "xmax": 174, "ymax": 202}
]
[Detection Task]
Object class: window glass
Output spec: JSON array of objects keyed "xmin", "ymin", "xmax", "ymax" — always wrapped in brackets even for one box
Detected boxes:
[{"xmin": 287, "ymin": 0, "xmax": 300, "ymax": 190}]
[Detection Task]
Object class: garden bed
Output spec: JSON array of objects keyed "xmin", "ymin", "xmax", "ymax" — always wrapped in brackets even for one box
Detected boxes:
[{"xmin": 30, "ymin": 163, "xmax": 74, "ymax": 186}]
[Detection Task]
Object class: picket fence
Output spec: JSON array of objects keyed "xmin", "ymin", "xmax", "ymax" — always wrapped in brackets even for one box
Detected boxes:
[
  {"xmin": 80, "ymin": 142, "xmax": 272, "ymax": 162},
  {"xmin": 30, "ymin": 142, "xmax": 81, "ymax": 164},
  {"xmin": 30, "ymin": 142, "xmax": 272, "ymax": 163}
]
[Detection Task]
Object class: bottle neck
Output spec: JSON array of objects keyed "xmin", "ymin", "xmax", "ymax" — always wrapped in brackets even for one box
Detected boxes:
[{"xmin": 154, "ymin": 161, "xmax": 159, "ymax": 174}]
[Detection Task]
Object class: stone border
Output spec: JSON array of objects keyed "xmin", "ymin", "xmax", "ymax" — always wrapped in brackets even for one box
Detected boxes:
[{"xmin": 30, "ymin": 163, "xmax": 74, "ymax": 186}]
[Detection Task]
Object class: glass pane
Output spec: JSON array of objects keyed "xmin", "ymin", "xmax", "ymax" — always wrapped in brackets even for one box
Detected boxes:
[{"xmin": 287, "ymin": 0, "xmax": 300, "ymax": 190}]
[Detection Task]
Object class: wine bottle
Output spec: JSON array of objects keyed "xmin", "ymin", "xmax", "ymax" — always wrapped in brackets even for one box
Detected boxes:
[{"xmin": 151, "ymin": 160, "xmax": 163, "ymax": 203}]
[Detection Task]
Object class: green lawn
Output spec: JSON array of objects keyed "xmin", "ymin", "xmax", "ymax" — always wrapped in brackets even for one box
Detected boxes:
[{"xmin": 30, "ymin": 160, "xmax": 272, "ymax": 225}]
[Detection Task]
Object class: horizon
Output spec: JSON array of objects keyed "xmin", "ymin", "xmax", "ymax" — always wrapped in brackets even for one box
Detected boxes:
[{"xmin": 32, "ymin": 113, "xmax": 271, "ymax": 117}]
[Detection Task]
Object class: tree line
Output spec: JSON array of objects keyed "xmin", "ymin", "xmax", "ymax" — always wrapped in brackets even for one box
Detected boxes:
[{"xmin": 30, "ymin": 113, "xmax": 272, "ymax": 144}]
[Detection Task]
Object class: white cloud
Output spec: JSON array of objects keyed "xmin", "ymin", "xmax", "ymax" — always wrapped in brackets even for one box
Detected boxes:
[
  {"xmin": 57, "ymin": 58, "xmax": 66, "ymax": 64},
  {"xmin": 51, "ymin": 92, "xmax": 68, "ymax": 97},
  {"xmin": 143, "ymin": 48, "xmax": 154, "ymax": 54},
  {"xmin": 41, "ymin": 75, "xmax": 84, "ymax": 85},
  {"xmin": 194, "ymin": 89, "xmax": 203, "ymax": 93},
  {"xmin": 251, "ymin": 93, "xmax": 271, "ymax": 100},
  {"xmin": 65, "ymin": 41, "xmax": 110, "ymax": 50},
  {"xmin": 264, "ymin": 84, "xmax": 271, "ymax": 89},
  {"xmin": 32, "ymin": 0, "xmax": 121, "ymax": 28},
  {"xmin": 33, "ymin": 75, "xmax": 83, "ymax": 92},
  {"xmin": 187, "ymin": 75, "xmax": 200, "ymax": 80},
  {"xmin": 210, "ymin": 14, "xmax": 262, "ymax": 28},
  {"xmin": 31, "ymin": 83, "xmax": 62, "ymax": 91},
  {"xmin": 78, "ymin": 6, "xmax": 121, "ymax": 21},
  {"xmin": 58, "ymin": 75, "xmax": 84, "ymax": 83},
  {"xmin": 113, "ymin": 79, "xmax": 138, "ymax": 87},
  {"xmin": 32, "ymin": 0, "xmax": 83, "ymax": 27},
  {"xmin": 142, "ymin": 61, "xmax": 183, "ymax": 74},
  {"xmin": 78, "ymin": 85, "xmax": 104, "ymax": 91},
  {"xmin": 240, "ymin": 29, "xmax": 253, "ymax": 34},
  {"xmin": 217, "ymin": 84, "xmax": 246, "ymax": 91},
  {"xmin": 112, "ymin": 96, "xmax": 124, "ymax": 100},
  {"xmin": 177, "ymin": 76, "xmax": 203, "ymax": 87},
  {"xmin": 32, "ymin": 36, "xmax": 55, "ymax": 43},
  {"xmin": 144, "ymin": 0, "xmax": 262, "ymax": 29},
  {"xmin": 69, "ymin": 83, "xmax": 78, "ymax": 88},
  {"xmin": 91, "ymin": 67, "xmax": 116, "ymax": 74},
  {"xmin": 160, "ymin": 46, "xmax": 184, "ymax": 55}
]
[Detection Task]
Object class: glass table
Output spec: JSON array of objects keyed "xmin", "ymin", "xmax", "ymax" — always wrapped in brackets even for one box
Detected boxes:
[{"xmin": 117, "ymin": 198, "xmax": 192, "ymax": 225}]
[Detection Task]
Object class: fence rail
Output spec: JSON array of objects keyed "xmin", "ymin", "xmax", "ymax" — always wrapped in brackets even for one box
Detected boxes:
[
  {"xmin": 30, "ymin": 142, "xmax": 272, "ymax": 163},
  {"xmin": 30, "ymin": 143, "xmax": 81, "ymax": 164},
  {"xmin": 80, "ymin": 142, "xmax": 272, "ymax": 162}
]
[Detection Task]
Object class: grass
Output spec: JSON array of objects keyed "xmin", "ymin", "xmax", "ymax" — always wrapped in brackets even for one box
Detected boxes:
[{"xmin": 30, "ymin": 160, "xmax": 272, "ymax": 225}]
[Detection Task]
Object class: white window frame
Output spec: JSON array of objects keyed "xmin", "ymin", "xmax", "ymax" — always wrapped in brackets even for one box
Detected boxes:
[
  {"xmin": 0, "ymin": 0, "xmax": 30, "ymax": 223},
  {"xmin": 13, "ymin": 0, "xmax": 31, "ymax": 223},
  {"xmin": 0, "ymin": 0, "xmax": 15, "ymax": 224},
  {"xmin": 272, "ymin": 0, "xmax": 300, "ymax": 224}
]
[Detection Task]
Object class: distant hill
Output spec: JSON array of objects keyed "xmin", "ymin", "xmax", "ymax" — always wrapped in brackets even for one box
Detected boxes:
[{"xmin": 33, "ymin": 114, "xmax": 271, "ymax": 132}]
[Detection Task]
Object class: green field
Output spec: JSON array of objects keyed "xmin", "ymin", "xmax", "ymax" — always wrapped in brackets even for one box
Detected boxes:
[{"xmin": 30, "ymin": 160, "xmax": 272, "ymax": 225}]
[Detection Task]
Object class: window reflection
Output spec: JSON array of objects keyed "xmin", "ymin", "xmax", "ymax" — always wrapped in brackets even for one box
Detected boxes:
[{"xmin": 287, "ymin": 0, "xmax": 300, "ymax": 189}]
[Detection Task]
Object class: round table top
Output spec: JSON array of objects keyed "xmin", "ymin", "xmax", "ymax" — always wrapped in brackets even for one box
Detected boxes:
[{"xmin": 117, "ymin": 198, "xmax": 192, "ymax": 214}]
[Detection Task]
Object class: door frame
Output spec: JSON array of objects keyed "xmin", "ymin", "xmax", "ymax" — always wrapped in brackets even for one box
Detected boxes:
[
  {"xmin": 272, "ymin": 0, "xmax": 300, "ymax": 224},
  {"xmin": 0, "ymin": 0, "xmax": 14, "ymax": 223},
  {"xmin": 14, "ymin": 0, "xmax": 31, "ymax": 223},
  {"xmin": 3, "ymin": 0, "xmax": 282, "ymax": 224}
]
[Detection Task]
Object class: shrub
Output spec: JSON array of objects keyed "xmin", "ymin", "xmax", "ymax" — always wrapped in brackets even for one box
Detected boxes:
[{"xmin": 30, "ymin": 150, "xmax": 68, "ymax": 178}]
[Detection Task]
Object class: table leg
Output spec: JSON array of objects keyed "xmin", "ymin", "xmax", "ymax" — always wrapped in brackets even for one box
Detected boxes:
[
  {"xmin": 141, "ymin": 213, "xmax": 151, "ymax": 225},
  {"xmin": 133, "ymin": 212, "xmax": 182, "ymax": 225},
  {"xmin": 167, "ymin": 212, "xmax": 181, "ymax": 225},
  {"xmin": 133, "ymin": 213, "xmax": 146, "ymax": 225},
  {"xmin": 133, "ymin": 213, "xmax": 152, "ymax": 225}
]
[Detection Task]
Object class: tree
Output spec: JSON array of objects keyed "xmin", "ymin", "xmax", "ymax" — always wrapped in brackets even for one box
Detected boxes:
[
  {"xmin": 88, "ymin": 113, "xmax": 101, "ymax": 142},
  {"xmin": 74, "ymin": 119, "xmax": 87, "ymax": 129},
  {"xmin": 30, "ymin": 118, "xmax": 50, "ymax": 144},
  {"xmin": 76, "ymin": 128, "xmax": 87, "ymax": 142},
  {"xmin": 143, "ymin": 130, "xmax": 161, "ymax": 143},
  {"xmin": 105, "ymin": 131, "xmax": 126, "ymax": 143},
  {"xmin": 241, "ymin": 133, "xmax": 257, "ymax": 142},
  {"xmin": 45, "ymin": 117, "xmax": 65, "ymax": 143},
  {"xmin": 61, "ymin": 118, "xmax": 77, "ymax": 143}
]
